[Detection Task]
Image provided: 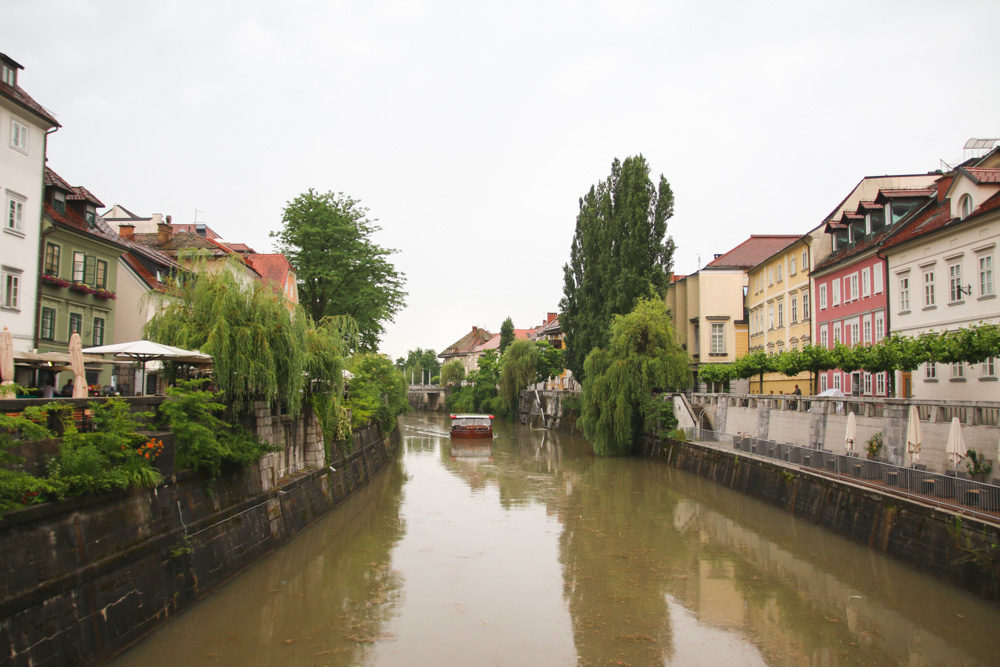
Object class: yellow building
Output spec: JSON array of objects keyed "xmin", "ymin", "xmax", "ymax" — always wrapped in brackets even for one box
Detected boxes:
[
  {"xmin": 666, "ymin": 235, "xmax": 799, "ymax": 391},
  {"xmin": 746, "ymin": 232, "xmax": 824, "ymax": 395}
]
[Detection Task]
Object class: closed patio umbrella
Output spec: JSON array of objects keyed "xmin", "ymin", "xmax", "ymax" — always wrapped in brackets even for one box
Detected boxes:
[
  {"xmin": 0, "ymin": 326, "xmax": 14, "ymax": 398},
  {"xmin": 844, "ymin": 411, "xmax": 857, "ymax": 455},
  {"xmin": 69, "ymin": 331, "xmax": 88, "ymax": 398},
  {"xmin": 945, "ymin": 416, "xmax": 967, "ymax": 472},
  {"xmin": 906, "ymin": 405, "xmax": 922, "ymax": 467}
]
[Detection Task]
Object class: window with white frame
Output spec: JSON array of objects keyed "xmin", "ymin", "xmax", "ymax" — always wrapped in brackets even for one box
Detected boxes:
[
  {"xmin": 1, "ymin": 64, "xmax": 14, "ymax": 86},
  {"xmin": 777, "ymin": 262, "xmax": 783, "ymax": 282},
  {"xmin": 863, "ymin": 373, "xmax": 872, "ymax": 394},
  {"xmin": 802, "ymin": 291, "xmax": 810, "ymax": 319},
  {"xmin": 982, "ymin": 357, "xmax": 997, "ymax": 378},
  {"xmin": 10, "ymin": 119, "xmax": 28, "ymax": 152},
  {"xmin": 833, "ymin": 324, "xmax": 841, "ymax": 345},
  {"xmin": 802, "ymin": 250, "xmax": 809, "ymax": 271},
  {"xmin": 899, "ymin": 275, "xmax": 910, "ymax": 311},
  {"xmin": 874, "ymin": 312, "xmax": 884, "ymax": 342},
  {"xmin": 876, "ymin": 372, "xmax": 886, "ymax": 395},
  {"xmin": 777, "ymin": 301, "xmax": 784, "ymax": 327},
  {"xmin": 832, "ymin": 279, "xmax": 841, "ymax": 306},
  {"xmin": 926, "ymin": 362, "xmax": 936, "ymax": 379},
  {"xmin": 949, "ymin": 261, "xmax": 964, "ymax": 302},
  {"xmin": 863, "ymin": 318, "xmax": 872, "ymax": 344},
  {"xmin": 923, "ymin": 269, "xmax": 935, "ymax": 307},
  {"xmin": 710, "ymin": 323, "xmax": 725, "ymax": 354},
  {"xmin": 767, "ymin": 268, "xmax": 773, "ymax": 286},
  {"xmin": 833, "ymin": 373, "xmax": 842, "ymax": 390},
  {"xmin": 2, "ymin": 269, "xmax": 20, "ymax": 309},
  {"xmin": 819, "ymin": 283, "xmax": 827, "ymax": 309},
  {"xmin": 952, "ymin": 363, "xmax": 965, "ymax": 379},
  {"xmin": 960, "ymin": 194, "xmax": 973, "ymax": 219},
  {"xmin": 850, "ymin": 273, "xmax": 859, "ymax": 301},
  {"xmin": 790, "ymin": 257, "xmax": 797, "ymax": 275},
  {"xmin": 979, "ymin": 253, "xmax": 994, "ymax": 296},
  {"xmin": 862, "ymin": 268, "xmax": 871, "ymax": 297},
  {"xmin": 850, "ymin": 322, "xmax": 859, "ymax": 346},
  {"xmin": 820, "ymin": 326, "xmax": 828, "ymax": 349},
  {"xmin": 6, "ymin": 193, "xmax": 25, "ymax": 232},
  {"xmin": 791, "ymin": 295, "xmax": 798, "ymax": 323},
  {"xmin": 768, "ymin": 304, "xmax": 774, "ymax": 329},
  {"xmin": 820, "ymin": 374, "xmax": 828, "ymax": 392},
  {"xmin": 873, "ymin": 264, "xmax": 884, "ymax": 293}
]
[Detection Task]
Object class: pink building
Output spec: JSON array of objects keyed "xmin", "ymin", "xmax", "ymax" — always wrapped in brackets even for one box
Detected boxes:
[{"xmin": 811, "ymin": 176, "xmax": 938, "ymax": 396}]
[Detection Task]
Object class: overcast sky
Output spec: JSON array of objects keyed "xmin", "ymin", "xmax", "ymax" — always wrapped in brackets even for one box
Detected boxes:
[{"xmin": 4, "ymin": 1, "xmax": 999, "ymax": 361}]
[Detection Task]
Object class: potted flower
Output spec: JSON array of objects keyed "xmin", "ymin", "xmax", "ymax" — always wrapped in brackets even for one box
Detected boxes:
[
  {"xmin": 41, "ymin": 274, "xmax": 71, "ymax": 288},
  {"xmin": 966, "ymin": 449, "xmax": 993, "ymax": 482},
  {"xmin": 865, "ymin": 432, "xmax": 883, "ymax": 460},
  {"xmin": 70, "ymin": 282, "xmax": 95, "ymax": 295},
  {"xmin": 94, "ymin": 288, "xmax": 117, "ymax": 300}
]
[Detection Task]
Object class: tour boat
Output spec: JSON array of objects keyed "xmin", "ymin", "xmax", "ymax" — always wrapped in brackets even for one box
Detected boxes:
[{"xmin": 449, "ymin": 413, "xmax": 494, "ymax": 439}]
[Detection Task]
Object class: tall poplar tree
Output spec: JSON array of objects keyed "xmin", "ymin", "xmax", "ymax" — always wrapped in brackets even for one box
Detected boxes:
[
  {"xmin": 560, "ymin": 155, "xmax": 676, "ymax": 381},
  {"xmin": 499, "ymin": 317, "xmax": 515, "ymax": 354}
]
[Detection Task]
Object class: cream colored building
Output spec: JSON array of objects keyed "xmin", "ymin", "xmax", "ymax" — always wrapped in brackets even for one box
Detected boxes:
[
  {"xmin": 746, "ymin": 232, "xmax": 825, "ymax": 394},
  {"xmin": 666, "ymin": 235, "xmax": 799, "ymax": 391},
  {"xmin": 883, "ymin": 150, "xmax": 1000, "ymax": 401}
]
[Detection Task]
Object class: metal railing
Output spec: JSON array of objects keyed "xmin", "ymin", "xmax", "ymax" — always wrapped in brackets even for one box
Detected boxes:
[{"xmin": 687, "ymin": 428, "xmax": 1000, "ymax": 522}]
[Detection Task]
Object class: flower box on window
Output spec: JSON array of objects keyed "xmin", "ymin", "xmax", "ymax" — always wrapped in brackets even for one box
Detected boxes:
[
  {"xmin": 94, "ymin": 288, "xmax": 117, "ymax": 300},
  {"xmin": 70, "ymin": 282, "xmax": 96, "ymax": 295},
  {"xmin": 40, "ymin": 274, "xmax": 71, "ymax": 288}
]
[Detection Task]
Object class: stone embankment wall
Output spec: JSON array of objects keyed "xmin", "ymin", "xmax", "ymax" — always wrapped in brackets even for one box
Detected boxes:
[
  {"xmin": 641, "ymin": 437, "xmax": 1000, "ymax": 602},
  {"xmin": 0, "ymin": 406, "xmax": 399, "ymax": 666},
  {"xmin": 516, "ymin": 389, "xmax": 583, "ymax": 436}
]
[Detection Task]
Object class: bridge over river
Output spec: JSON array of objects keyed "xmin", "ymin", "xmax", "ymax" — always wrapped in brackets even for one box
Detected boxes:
[{"xmin": 111, "ymin": 413, "xmax": 1000, "ymax": 665}]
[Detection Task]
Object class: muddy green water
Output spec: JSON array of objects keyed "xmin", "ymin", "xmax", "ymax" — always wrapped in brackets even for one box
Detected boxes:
[{"xmin": 112, "ymin": 413, "xmax": 1000, "ymax": 665}]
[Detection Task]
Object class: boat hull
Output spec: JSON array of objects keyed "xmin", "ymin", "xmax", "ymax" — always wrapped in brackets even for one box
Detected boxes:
[{"xmin": 449, "ymin": 426, "xmax": 493, "ymax": 439}]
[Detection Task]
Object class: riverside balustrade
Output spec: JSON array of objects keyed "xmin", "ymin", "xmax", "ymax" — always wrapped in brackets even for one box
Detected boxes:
[{"xmin": 689, "ymin": 426, "xmax": 1000, "ymax": 523}]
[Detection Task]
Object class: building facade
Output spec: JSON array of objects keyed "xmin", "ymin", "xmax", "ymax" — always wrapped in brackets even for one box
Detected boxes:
[
  {"xmin": 882, "ymin": 154, "xmax": 1000, "ymax": 400},
  {"xmin": 0, "ymin": 53, "xmax": 58, "ymax": 362}
]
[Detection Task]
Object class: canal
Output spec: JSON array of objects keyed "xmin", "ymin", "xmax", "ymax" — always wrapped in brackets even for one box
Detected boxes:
[{"xmin": 112, "ymin": 413, "xmax": 1000, "ymax": 665}]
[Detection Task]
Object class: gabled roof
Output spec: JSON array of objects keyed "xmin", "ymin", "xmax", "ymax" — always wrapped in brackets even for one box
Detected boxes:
[
  {"xmin": 873, "ymin": 187, "xmax": 936, "ymax": 204},
  {"xmin": 43, "ymin": 203, "xmax": 126, "ymax": 250},
  {"xmin": 245, "ymin": 254, "xmax": 294, "ymax": 294},
  {"xmin": 121, "ymin": 253, "xmax": 169, "ymax": 292},
  {"xmin": 43, "ymin": 168, "xmax": 74, "ymax": 193},
  {"xmin": 539, "ymin": 316, "xmax": 561, "ymax": 335},
  {"xmin": 440, "ymin": 327, "xmax": 494, "ymax": 358},
  {"xmin": 102, "ymin": 204, "xmax": 144, "ymax": 220},
  {"xmin": 68, "ymin": 186, "xmax": 103, "ymax": 207},
  {"xmin": 0, "ymin": 59, "xmax": 59, "ymax": 128},
  {"xmin": 959, "ymin": 167, "xmax": 1000, "ymax": 185},
  {"xmin": 705, "ymin": 235, "xmax": 800, "ymax": 270},
  {"xmin": 884, "ymin": 190, "xmax": 1000, "ymax": 252}
]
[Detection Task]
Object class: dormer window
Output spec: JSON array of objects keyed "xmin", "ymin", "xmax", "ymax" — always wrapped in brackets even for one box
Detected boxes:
[
  {"xmin": 53, "ymin": 191, "xmax": 66, "ymax": 214},
  {"xmin": 960, "ymin": 194, "xmax": 973, "ymax": 219},
  {"xmin": 85, "ymin": 207, "xmax": 96, "ymax": 225},
  {"xmin": 889, "ymin": 200, "xmax": 920, "ymax": 226},
  {"xmin": 869, "ymin": 208, "xmax": 885, "ymax": 235},
  {"xmin": 1, "ymin": 65, "xmax": 14, "ymax": 86}
]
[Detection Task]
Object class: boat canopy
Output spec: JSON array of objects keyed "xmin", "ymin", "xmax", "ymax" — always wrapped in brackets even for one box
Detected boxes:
[{"xmin": 450, "ymin": 414, "xmax": 494, "ymax": 426}]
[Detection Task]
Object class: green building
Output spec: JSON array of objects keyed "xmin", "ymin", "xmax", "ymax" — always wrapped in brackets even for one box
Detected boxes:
[{"xmin": 36, "ymin": 168, "xmax": 124, "ymax": 388}]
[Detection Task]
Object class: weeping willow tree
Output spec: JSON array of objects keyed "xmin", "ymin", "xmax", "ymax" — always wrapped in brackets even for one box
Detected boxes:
[
  {"xmin": 498, "ymin": 339, "xmax": 541, "ymax": 417},
  {"xmin": 144, "ymin": 254, "xmax": 348, "ymax": 419},
  {"xmin": 580, "ymin": 298, "xmax": 690, "ymax": 456}
]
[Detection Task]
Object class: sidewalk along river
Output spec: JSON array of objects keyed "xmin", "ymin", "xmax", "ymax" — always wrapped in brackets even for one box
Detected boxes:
[{"xmin": 110, "ymin": 412, "xmax": 1000, "ymax": 665}]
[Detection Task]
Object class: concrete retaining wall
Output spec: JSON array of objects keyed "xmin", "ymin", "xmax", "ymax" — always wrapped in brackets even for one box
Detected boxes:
[
  {"xmin": 0, "ymin": 420, "xmax": 399, "ymax": 666},
  {"xmin": 641, "ymin": 437, "xmax": 1000, "ymax": 602}
]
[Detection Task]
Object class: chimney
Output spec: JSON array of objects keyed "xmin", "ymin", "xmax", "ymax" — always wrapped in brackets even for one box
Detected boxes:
[
  {"xmin": 936, "ymin": 175, "xmax": 953, "ymax": 202},
  {"xmin": 157, "ymin": 221, "xmax": 172, "ymax": 246},
  {"xmin": 547, "ymin": 312, "xmax": 557, "ymax": 324},
  {"xmin": 166, "ymin": 215, "xmax": 172, "ymax": 224},
  {"xmin": 472, "ymin": 326, "xmax": 478, "ymax": 333},
  {"xmin": 119, "ymin": 223, "xmax": 135, "ymax": 241}
]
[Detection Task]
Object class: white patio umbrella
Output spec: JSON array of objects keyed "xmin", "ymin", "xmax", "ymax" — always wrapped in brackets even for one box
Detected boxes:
[
  {"xmin": 0, "ymin": 326, "xmax": 14, "ymax": 398},
  {"xmin": 69, "ymin": 332, "xmax": 88, "ymax": 398},
  {"xmin": 844, "ymin": 411, "xmax": 857, "ymax": 455},
  {"xmin": 82, "ymin": 340, "xmax": 211, "ymax": 396},
  {"xmin": 945, "ymin": 416, "xmax": 967, "ymax": 472},
  {"xmin": 906, "ymin": 405, "xmax": 922, "ymax": 467}
]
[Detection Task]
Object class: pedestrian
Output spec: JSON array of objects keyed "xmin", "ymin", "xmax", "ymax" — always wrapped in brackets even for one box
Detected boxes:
[
  {"xmin": 60, "ymin": 379, "xmax": 73, "ymax": 397},
  {"xmin": 792, "ymin": 385, "xmax": 801, "ymax": 395}
]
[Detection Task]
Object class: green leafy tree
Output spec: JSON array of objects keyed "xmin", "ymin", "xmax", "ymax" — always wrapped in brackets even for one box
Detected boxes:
[
  {"xmin": 272, "ymin": 189, "xmax": 407, "ymax": 351},
  {"xmin": 498, "ymin": 340, "xmax": 540, "ymax": 416},
  {"xmin": 346, "ymin": 353, "xmax": 409, "ymax": 431},
  {"xmin": 447, "ymin": 350, "xmax": 501, "ymax": 414},
  {"xmin": 534, "ymin": 340, "xmax": 565, "ymax": 383},
  {"xmin": 580, "ymin": 299, "xmax": 690, "ymax": 456},
  {"xmin": 440, "ymin": 359, "xmax": 466, "ymax": 386},
  {"xmin": 400, "ymin": 347, "xmax": 440, "ymax": 384},
  {"xmin": 499, "ymin": 317, "xmax": 515, "ymax": 355},
  {"xmin": 560, "ymin": 155, "xmax": 676, "ymax": 382}
]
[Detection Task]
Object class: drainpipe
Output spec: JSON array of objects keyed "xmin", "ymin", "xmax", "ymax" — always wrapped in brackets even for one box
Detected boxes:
[
  {"xmin": 875, "ymin": 247, "xmax": 894, "ymax": 396},
  {"xmin": 33, "ymin": 125, "xmax": 60, "ymax": 353}
]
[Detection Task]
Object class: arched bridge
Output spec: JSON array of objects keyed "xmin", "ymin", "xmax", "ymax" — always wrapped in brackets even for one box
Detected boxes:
[{"xmin": 408, "ymin": 384, "xmax": 445, "ymax": 411}]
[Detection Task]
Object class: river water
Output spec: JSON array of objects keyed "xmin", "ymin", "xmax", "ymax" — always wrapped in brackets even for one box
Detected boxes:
[{"xmin": 112, "ymin": 413, "xmax": 1000, "ymax": 665}]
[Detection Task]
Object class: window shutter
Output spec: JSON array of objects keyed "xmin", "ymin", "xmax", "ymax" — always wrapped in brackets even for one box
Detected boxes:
[{"xmin": 84, "ymin": 255, "xmax": 96, "ymax": 285}]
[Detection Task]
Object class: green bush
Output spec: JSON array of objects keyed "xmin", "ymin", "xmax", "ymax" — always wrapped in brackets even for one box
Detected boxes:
[{"xmin": 159, "ymin": 380, "xmax": 278, "ymax": 478}]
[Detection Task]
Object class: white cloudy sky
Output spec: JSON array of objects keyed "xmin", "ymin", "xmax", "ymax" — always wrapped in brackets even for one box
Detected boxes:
[{"xmin": 4, "ymin": 1, "xmax": 998, "ymax": 361}]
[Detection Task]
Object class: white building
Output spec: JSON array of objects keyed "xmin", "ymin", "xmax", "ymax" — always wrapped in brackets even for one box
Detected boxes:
[
  {"xmin": 0, "ymin": 53, "xmax": 59, "ymax": 354},
  {"xmin": 883, "ymin": 148, "xmax": 1000, "ymax": 400}
]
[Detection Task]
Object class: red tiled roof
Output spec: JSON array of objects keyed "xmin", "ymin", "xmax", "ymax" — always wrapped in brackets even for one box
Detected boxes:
[
  {"xmin": 225, "ymin": 242, "xmax": 256, "ymax": 253},
  {"xmin": 671, "ymin": 274, "xmax": 686, "ymax": 283},
  {"xmin": 68, "ymin": 186, "xmax": 103, "ymax": 207},
  {"xmin": 857, "ymin": 201, "xmax": 880, "ymax": 211},
  {"xmin": 471, "ymin": 330, "xmax": 532, "ymax": 354},
  {"xmin": 43, "ymin": 168, "xmax": 73, "ymax": 192},
  {"xmin": 961, "ymin": 168, "xmax": 1000, "ymax": 185},
  {"xmin": 880, "ymin": 200, "xmax": 954, "ymax": 251},
  {"xmin": 841, "ymin": 211, "xmax": 864, "ymax": 221},
  {"xmin": 440, "ymin": 327, "xmax": 494, "ymax": 357},
  {"xmin": 246, "ymin": 254, "xmax": 293, "ymax": 294},
  {"xmin": 0, "ymin": 80, "xmax": 59, "ymax": 128},
  {"xmin": 43, "ymin": 203, "xmax": 125, "ymax": 249},
  {"xmin": 873, "ymin": 187, "xmax": 936, "ymax": 204},
  {"xmin": 122, "ymin": 253, "xmax": 168, "ymax": 292},
  {"xmin": 705, "ymin": 235, "xmax": 800, "ymax": 269}
]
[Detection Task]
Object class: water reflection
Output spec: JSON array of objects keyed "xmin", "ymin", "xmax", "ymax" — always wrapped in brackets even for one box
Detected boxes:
[{"xmin": 112, "ymin": 413, "xmax": 1000, "ymax": 666}]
